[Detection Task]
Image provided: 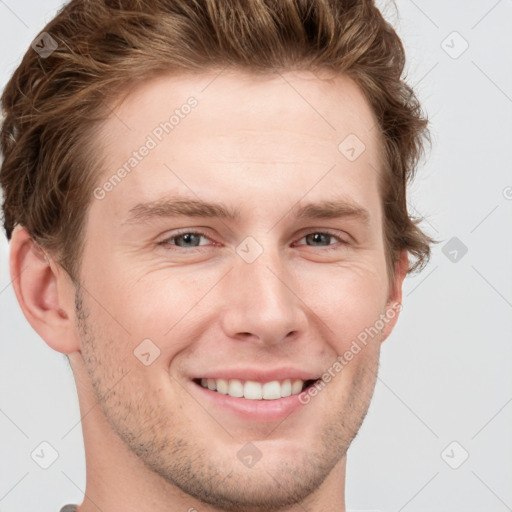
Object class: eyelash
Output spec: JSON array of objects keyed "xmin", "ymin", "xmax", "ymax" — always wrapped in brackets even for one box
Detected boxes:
[{"xmin": 157, "ymin": 229, "xmax": 349, "ymax": 251}]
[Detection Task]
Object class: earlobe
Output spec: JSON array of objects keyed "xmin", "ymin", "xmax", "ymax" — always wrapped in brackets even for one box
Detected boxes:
[{"xmin": 9, "ymin": 226, "xmax": 80, "ymax": 354}]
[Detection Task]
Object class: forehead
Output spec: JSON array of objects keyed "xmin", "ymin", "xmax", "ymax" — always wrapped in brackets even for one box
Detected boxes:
[
  {"xmin": 104, "ymin": 69, "xmax": 380, "ymax": 150},
  {"xmin": 93, "ymin": 69, "xmax": 383, "ymax": 225}
]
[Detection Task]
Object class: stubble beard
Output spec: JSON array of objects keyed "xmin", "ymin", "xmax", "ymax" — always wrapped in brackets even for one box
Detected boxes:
[{"xmin": 74, "ymin": 285, "xmax": 380, "ymax": 511}]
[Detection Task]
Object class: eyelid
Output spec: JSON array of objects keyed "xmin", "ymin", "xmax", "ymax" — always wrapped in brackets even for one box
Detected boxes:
[
  {"xmin": 158, "ymin": 227, "xmax": 351, "ymax": 249},
  {"xmin": 294, "ymin": 229, "xmax": 351, "ymax": 247},
  {"xmin": 158, "ymin": 228, "xmax": 214, "ymax": 246}
]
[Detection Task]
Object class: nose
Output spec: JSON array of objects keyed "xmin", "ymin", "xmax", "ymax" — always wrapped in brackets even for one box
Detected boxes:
[{"xmin": 219, "ymin": 244, "xmax": 308, "ymax": 346}]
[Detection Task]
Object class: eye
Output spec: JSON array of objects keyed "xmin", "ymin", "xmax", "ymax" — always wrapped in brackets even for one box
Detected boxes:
[
  {"xmin": 295, "ymin": 231, "xmax": 349, "ymax": 249},
  {"xmin": 158, "ymin": 230, "xmax": 213, "ymax": 249},
  {"xmin": 157, "ymin": 229, "xmax": 349, "ymax": 252}
]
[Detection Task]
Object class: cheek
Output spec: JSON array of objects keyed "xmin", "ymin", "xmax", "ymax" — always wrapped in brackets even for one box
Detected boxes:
[
  {"xmin": 91, "ymin": 269, "xmax": 210, "ymax": 369},
  {"xmin": 295, "ymin": 260, "xmax": 387, "ymax": 342},
  {"xmin": 77, "ymin": 290, "xmax": 175, "ymax": 410}
]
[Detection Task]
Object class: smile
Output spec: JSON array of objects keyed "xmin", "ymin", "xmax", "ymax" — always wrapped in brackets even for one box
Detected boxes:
[{"xmin": 194, "ymin": 378, "xmax": 318, "ymax": 400}]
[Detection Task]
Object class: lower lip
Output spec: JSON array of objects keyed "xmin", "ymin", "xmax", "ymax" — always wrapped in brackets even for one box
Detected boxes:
[{"xmin": 191, "ymin": 381, "xmax": 309, "ymax": 422}]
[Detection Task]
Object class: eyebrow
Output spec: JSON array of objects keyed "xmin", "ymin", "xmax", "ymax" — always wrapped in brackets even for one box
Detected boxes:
[{"xmin": 124, "ymin": 197, "xmax": 370, "ymax": 225}]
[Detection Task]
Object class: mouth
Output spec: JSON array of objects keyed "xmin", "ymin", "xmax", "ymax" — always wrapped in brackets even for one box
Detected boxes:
[{"xmin": 192, "ymin": 377, "xmax": 319, "ymax": 400}]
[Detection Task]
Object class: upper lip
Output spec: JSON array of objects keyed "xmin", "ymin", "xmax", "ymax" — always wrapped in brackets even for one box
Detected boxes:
[{"xmin": 192, "ymin": 367, "xmax": 320, "ymax": 383}]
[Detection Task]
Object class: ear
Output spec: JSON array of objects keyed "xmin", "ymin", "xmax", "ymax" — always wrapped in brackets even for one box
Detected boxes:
[
  {"xmin": 9, "ymin": 226, "xmax": 80, "ymax": 354},
  {"xmin": 380, "ymin": 250, "xmax": 409, "ymax": 343}
]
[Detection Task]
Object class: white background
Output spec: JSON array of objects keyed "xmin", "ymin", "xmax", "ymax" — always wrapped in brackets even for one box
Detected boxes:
[{"xmin": 1, "ymin": 1, "xmax": 511, "ymax": 511}]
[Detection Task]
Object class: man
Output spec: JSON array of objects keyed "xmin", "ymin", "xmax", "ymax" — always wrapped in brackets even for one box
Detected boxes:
[{"xmin": 1, "ymin": 0, "xmax": 434, "ymax": 510}]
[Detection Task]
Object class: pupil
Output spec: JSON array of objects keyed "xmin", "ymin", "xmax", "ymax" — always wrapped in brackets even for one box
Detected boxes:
[
  {"xmin": 308, "ymin": 233, "xmax": 328, "ymax": 246},
  {"xmin": 180, "ymin": 233, "xmax": 199, "ymax": 246}
]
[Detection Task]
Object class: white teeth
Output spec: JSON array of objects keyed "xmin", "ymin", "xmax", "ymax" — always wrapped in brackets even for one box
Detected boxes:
[
  {"xmin": 280, "ymin": 379, "xmax": 292, "ymax": 397},
  {"xmin": 262, "ymin": 381, "xmax": 281, "ymax": 400},
  {"xmin": 216, "ymin": 378, "xmax": 228, "ymax": 394},
  {"xmin": 291, "ymin": 379, "xmax": 303, "ymax": 395},
  {"xmin": 244, "ymin": 380, "xmax": 263, "ymax": 400},
  {"xmin": 198, "ymin": 377, "xmax": 308, "ymax": 400},
  {"xmin": 228, "ymin": 379, "xmax": 244, "ymax": 397}
]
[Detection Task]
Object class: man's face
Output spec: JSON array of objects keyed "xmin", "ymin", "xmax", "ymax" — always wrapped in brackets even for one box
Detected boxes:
[{"xmin": 75, "ymin": 69, "xmax": 403, "ymax": 510}]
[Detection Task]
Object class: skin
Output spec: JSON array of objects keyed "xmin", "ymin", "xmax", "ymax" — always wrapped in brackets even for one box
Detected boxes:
[{"xmin": 10, "ymin": 69, "xmax": 408, "ymax": 512}]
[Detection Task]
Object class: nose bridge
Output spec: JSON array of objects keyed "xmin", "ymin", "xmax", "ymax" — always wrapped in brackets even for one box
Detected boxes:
[{"xmin": 221, "ymin": 238, "xmax": 305, "ymax": 343}]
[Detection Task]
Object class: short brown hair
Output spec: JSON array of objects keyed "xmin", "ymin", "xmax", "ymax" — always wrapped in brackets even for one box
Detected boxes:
[{"xmin": 1, "ymin": 0, "xmax": 436, "ymax": 285}]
